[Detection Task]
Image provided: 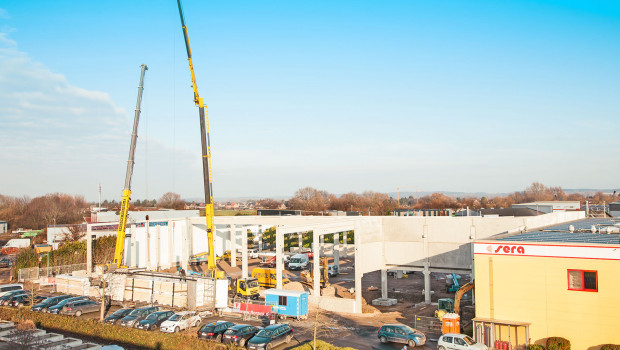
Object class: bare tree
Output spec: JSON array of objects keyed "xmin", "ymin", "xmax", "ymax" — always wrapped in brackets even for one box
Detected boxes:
[{"xmin": 157, "ymin": 192, "xmax": 185, "ymax": 209}]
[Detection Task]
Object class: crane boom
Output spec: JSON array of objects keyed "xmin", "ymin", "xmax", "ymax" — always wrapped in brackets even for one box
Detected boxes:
[
  {"xmin": 113, "ymin": 64, "xmax": 148, "ymax": 267},
  {"xmin": 176, "ymin": 0, "xmax": 217, "ymax": 274}
]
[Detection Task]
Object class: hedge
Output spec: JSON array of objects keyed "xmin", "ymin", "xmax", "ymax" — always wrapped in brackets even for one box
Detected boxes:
[
  {"xmin": 291, "ymin": 339, "xmax": 357, "ymax": 350},
  {"xmin": 546, "ymin": 337, "xmax": 570, "ymax": 350},
  {"xmin": 0, "ymin": 307, "xmax": 224, "ymax": 350},
  {"xmin": 601, "ymin": 345, "xmax": 620, "ymax": 350},
  {"xmin": 527, "ymin": 345, "xmax": 545, "ymax": 350}
]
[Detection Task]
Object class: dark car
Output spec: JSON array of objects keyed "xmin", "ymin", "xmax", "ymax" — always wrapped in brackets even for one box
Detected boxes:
[
  {"xmin": 136, "ymin": 310, "xmax": 175, "ymax": 331},
  {"xmin": 222, "ymin": 324, "xmax": 261, "ymax": 347},
  {"xmin": 0, "ymin": 258, "xmax": 13, "ymax": 268},
  {"xmin": 197, "ymin": 321, "xmax": 235, "ymax": 342},
  {"xmin": 47, "ymin": 296, "xmax": 88, "ymax": 314},
  {"xmin": 10, "ymin": 293, "xmax": 45, "ymax": 307},
  {"xmin": 0, "ymin": 290, "xmax": 28, "ymax": 305},
  {"xmin": 247, "ymin": 323, "xmax": 293, "ymax": 350},
  {"xmin": 378, "ymin": 324, "xmax": 426, "ymax": 347},
  {"xmin": 31, "ymin": 295, "xmax": 73, "ymax": 312},
  {"xmin": 104, "ymin": 308, "xmax": 134, "ymax": 325},
  {"xmin": 119, "ymin": 306, "xmax": 160, "ymax": 328},
  {"xmin": 59, "ymin": 299, "xmax": 101, "ymax": 317}
]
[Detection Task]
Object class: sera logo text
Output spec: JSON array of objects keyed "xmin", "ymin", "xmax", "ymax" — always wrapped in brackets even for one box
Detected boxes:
[{"xmin": 493, "ymin": 245, "xmax": 525, "ymax": 254}]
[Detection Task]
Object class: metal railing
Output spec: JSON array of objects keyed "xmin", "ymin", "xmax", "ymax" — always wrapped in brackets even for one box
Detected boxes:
[{"xmin": 18, "ymin": 263, "xmax": 87, "ymax": 282}]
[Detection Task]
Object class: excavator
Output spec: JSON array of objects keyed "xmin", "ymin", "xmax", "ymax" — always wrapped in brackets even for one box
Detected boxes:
[
  {"xmin": 300, "ymin": 257, "xmax": 330, "ymax": 288},
  {"xmin": 176, "ymin": 0, "xmax": 223, "ymax": 279},
  {"xmin": 435, "ymin": 280, "xmax": 474, "ymax": 320},
  {"xmin": 112, "ymin": 64, "xmax": 148, "ymax": 268}
]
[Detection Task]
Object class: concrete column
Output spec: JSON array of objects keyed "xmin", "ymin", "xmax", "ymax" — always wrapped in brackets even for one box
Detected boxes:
[
  {"xmin": 423, "ymin": 262, "xmax": 431, "ymax": 303},
  {"xmin": 226, "ymin": 225, "xmax": 231, "ymax": 253},
  {"xmin": 86, "ymin": 225, "xmax": 92, "ymax": 277},
  {"xmin": 168, "ymin": 221, "xmax": 174, "ymax": 268},
  {"xmin": 187, "ymin": 218, "xmax": 194, "ymax": 259},
  {"xmin": 155, "ymin": 226, "xmax": 161, "ymax": 271},
  {"xmin": 319, "ymin": 235, "xmax": 324, "ymax": 255},
  {"xmin": 313, "ymin": 229, "xmax": 321, "ymax": 295},
  {"xmin": 145, "ymin": 219, "xmax": 150, "ymax": 269},
  {"xmin": 276, "ymin": 226, "xmax": 284, "ymax": 289},
  {"xmin": 298, "ymin": 233, "xmax": 303, "ymax": 249},
  {"xmin": 333, "ymin": 232, "xmax": 340, "ymax": 267},
  {"xmin": 130, "ymin": 224, "xmax": 137, "ymax": 267},
  {"xmin": 242, "ymin": 226, "xmax": 248, "ymax": 279},
  {"xmin": 181, "ymin": 219, "xmax": 189, "ymax": 270},
  {"xmin": 353, "ymin": 228, "xmax": 362, "ymax": 313},
  {"xmin": 258, "ymin": 225, "xmax": 263, "ymax": 251},
  {"xmin": 343, "ymin": 231, "xmax": 348, "ymax": 256},
  {"xmin": 381, "ymin": 269, "xmax": 388, "ymax": 299},
  {"xmin": 230, "ymin": 224, "xmax": 237, "ymax": 268}
]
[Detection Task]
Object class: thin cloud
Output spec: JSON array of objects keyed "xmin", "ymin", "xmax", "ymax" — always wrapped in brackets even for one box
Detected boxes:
[{"xmin": 0, "ymin": 9, "xmax": 10, "ymax": 20}]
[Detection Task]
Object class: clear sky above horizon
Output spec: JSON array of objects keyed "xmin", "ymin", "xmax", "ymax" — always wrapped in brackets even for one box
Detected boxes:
[{"xmin": 1, "ymin": 0, "xmax": 619, "ymax": 202}]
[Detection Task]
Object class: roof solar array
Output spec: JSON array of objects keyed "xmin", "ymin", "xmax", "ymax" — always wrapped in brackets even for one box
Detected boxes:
[{"xmin": 497, "ymin": 218, "xmax": 620, "ymax": 244}]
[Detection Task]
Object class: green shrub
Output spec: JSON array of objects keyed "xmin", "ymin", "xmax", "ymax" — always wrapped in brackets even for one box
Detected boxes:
[
  {"xmin": 15, "ymin": 248, "xmax": 39, "ymax": 272},
  {"xmin": 547, "ymin": 337, "xmax": 570, "ymax": 350},
  {"xmin": 601, "ymin": 345, "xmax": 620, "ymax": 350},
  {"xmin": 528, "ymin": 345, "xmax": 545, "ymax": 350},
  {"xmin": 291, "ymin": 340, "xmax": 356, "ymax": 350}
]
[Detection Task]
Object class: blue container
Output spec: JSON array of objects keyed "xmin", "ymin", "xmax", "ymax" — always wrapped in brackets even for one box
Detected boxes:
[{"xmin": 264, "ymin": 289, "xmax": 309, "ymax": 320}]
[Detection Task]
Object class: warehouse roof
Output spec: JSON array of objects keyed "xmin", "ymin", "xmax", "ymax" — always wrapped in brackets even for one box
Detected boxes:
[{"xmin": 496, "ymin": 218, "xmax": 620, "ymax": 244}]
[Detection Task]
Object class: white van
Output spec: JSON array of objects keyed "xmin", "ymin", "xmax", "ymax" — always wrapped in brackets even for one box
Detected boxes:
[
  {"xmin": 0, "ymin": 284, "xmax": 23, "ymax": 297},
  {"xmin": 288, "ymin": 254, "xmax": 309, "ymax": 270},
  {"xmin": 248, "ymin": 249, "xmax": 259, "ymax": 259}
]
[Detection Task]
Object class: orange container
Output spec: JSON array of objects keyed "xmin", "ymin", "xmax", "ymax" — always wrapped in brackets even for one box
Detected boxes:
[{"xmin": 441, "ymin": 313, "xmax": 461, "ymax": 334}]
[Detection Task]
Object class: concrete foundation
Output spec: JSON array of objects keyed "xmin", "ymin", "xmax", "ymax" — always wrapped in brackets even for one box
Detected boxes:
[{"xmin": 371, "ymin": 298, "xmax": 398, "ymax": 306}]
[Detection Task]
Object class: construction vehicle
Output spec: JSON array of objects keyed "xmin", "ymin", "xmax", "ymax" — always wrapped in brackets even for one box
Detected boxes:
[
  {"xmin": 447, "ymin": 273, "xmax": 461, "ymax": 293},
  {"xmin": 176, "ymin": 0, "xmax": 222, "ymax": 279},
  {"xmin": 112, "ymin": 64, "xmax": 148, "ymax": 268},
  {"xmin": 251, "ymin": 268, "xmax": 290, "ymax": 288},
  {"xmin": 221, "ymin": 250, "xmax": 241, "ymax": 262},
  {"xmin": 435, "ymin": 280, "xmax": 475, "ymax": 320},
  {"xmin": 300, "ymin": 257, "xmax": 329, "ymax": 288},
  {"xmin": 230, "ymin": 278, "xmax": 260, "ymax": 299}
]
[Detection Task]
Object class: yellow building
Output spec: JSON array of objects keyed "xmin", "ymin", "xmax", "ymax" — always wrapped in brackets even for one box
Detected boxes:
[{"xmin": 473, "ymin": 229, "xmax": 620, "ymax": 350}]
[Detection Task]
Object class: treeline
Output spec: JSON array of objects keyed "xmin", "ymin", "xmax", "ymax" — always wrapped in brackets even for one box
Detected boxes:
[
  {"xmin": 257, "ymin": 182, "xmax": 616, "ymax": 214},
  {"xmin": 0, "ymin": 193, "xmax": 87, "ymax": 230}
]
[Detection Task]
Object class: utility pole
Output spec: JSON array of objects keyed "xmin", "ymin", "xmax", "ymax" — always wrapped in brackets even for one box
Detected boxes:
[{"xmin": 98, "ymin": 183, "xmax": 102, "ymax": 210}]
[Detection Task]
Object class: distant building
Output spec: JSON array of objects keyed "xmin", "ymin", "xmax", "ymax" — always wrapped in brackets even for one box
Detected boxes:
[
  {"xmin": 0, "ymin": 221, "xmax": 7, "ymax": 234},
  {"xmin": 257, "ymin": 209, "xmax": 302, "ymax": 216},
  {"xmin": 394, "ymin": 208, "xmax": 453, "ymax": 216},
  {"xmin": 511, "ymin": 201, "xmax": 581, "ymax": 214},
  {"xmin": 608, "ymin": 202, "xmax": 620, "ymax": 217}
]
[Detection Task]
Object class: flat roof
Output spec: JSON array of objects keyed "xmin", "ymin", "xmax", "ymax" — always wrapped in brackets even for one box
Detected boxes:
[{"xmin": 495, "ymin": 218, "xmax": 620, "ymax": 245}]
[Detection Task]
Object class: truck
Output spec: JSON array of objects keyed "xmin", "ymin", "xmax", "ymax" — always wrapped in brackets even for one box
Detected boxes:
[
  {"xmin": 3, "ymin": 239, "xmax": 30, "ymax": 249},
  {"xmin": 251, "ymin": 268, "xmax": 290, "ymax": 288},
  {"xmin": 265, "ymin": 289, "xmax": 309, "ymax": 320}
]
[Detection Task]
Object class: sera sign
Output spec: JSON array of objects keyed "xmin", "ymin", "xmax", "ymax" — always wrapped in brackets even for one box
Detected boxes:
[
  {"xmin": 489, "ymin": 244, "xmax": 525, "ymax": 255},
  {"xmin": 474, "ymin": 241, "xmax": 620, "ymax": 261}
]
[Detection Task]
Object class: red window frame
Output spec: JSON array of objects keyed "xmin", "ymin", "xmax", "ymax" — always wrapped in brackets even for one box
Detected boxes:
[{"xmin": 567, "ymin": 269, "xmax": 598, "ymax": 292}]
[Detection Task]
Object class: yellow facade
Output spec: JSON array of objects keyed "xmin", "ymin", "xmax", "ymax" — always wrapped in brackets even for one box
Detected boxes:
[{"xmin": 474, "ymin": 251, "xmax": 620, "ymax": 349}]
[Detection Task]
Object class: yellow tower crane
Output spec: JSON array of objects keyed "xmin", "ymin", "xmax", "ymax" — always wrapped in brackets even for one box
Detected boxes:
[
  {"xmin": 112, "ymin": 64, "xmax": 148, "ymax": 268},
  {"xmin": 176, "ymin": 0, "xmax": 222, "ymax": 278}
]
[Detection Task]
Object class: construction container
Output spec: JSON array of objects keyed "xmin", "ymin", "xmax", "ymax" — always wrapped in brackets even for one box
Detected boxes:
[
  {"xmin": 264, "ymin": 289, "xmax": 308, "ymax": 320},
  {"xmin": 441, "ymin": 313, "xmax": 460, "ymax": 334}
]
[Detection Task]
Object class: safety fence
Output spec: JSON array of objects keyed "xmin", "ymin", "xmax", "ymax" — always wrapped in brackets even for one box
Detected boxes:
[
  {"xmin": 18, "ymin": 263, "xmax": 87, "ymax": 282},
  {"xmin": 414, "ymin": 315, "xmax": 442, "ymax": 340}
]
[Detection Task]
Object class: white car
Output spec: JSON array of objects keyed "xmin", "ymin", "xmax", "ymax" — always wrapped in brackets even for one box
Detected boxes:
[
  {"xmin": 248, "ymin": 249, "xmax": 259, "ymax": 259},
  {"xmin": 438, "ymin": 334, "xmax": 489, "ymax": 350},
  {"xmin": 159, "ymin": 311, "xmax": 202, "ymax": 333}
]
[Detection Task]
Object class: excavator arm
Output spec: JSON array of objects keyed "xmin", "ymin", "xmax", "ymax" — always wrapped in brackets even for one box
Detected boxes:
[
  {"xmin": 113, "ymin": 64, "xmax": 148, "ymax": 268},
  {"xmin": 454, "ymin": 280, "xmax": 474, "ymax": 314}
]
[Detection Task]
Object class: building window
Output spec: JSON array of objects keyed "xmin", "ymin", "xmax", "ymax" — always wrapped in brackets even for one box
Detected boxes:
[
  {"xmin": 568, "ymin": 270, "xmax": 597, "ymax": 292},
  {"xmin": 279, "ymin": 295, "xmax": 287, "ymax": 306}
]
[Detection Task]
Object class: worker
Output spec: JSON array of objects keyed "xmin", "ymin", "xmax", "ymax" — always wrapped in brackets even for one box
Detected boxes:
[{"xmin": 178, "ymin": 266, "xmax": 186, "ymax": 282}]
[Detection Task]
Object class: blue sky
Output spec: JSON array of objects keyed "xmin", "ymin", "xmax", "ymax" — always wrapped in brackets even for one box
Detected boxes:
[{"xmin": 1, "ymin": 0, "xmax": 619, "ymax": 202}]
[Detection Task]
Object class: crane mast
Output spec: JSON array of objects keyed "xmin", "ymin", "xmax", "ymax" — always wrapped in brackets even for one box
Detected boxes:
[
  {"xmin": 113, "ymin": 64, "xmax": 148, "ymax": 268},
  {"xmin": 176, "ymin": 0, "xmax": 218, "ymax": 275}
]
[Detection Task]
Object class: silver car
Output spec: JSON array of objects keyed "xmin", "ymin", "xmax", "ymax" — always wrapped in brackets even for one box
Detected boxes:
[{"xmin": 59, "ymin": 300, "xmax": 100, "ymax": 317}]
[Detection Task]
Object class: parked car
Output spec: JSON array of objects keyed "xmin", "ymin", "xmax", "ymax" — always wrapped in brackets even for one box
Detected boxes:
[
  {"xmin": 438, "ymin": 334, "xmax": 488, "ymax": 350},
  {"xmin": 328, "ymin": 264, "xmax": 339, "ymax": 277},
  {"xmin": 0, "ymin": 258, "xmax": 13, "ymax": 268},
  {"xmin": 9, "ymin": 293, "xmax": 45, "ymax": 307},
  {"xmin": 104, "ymin": 308, "xmax": 133, "ymax": 324},
  {"xmin": 136, "ymin": 310, "xmax": 175, "ymax": 331},
  {"xmin": 0, "ymin": 284, "xmax": 23, "ymax": 297},
  {"xmin": 222, "ymin": 324, "xmax": 261, "ymax": 347},
  {"xmin": 119, "ymin": 306, "xmax": 160, "ymax": 328},
  {"xmin": 59, "ymin": 299, "xmax": 100, "ymax": 317},
  {"xmin": 0, "ymin": 290, "xmax": 28, "ymax": 305},
  {"xmin": 31, "ymin": 295, "xmax": 73, "ymax": 312},
  {"xmin": 287, "ymin": 254, "xmax": 309, "ymax": 270},
  {"xmin": 159, "ymin": 311, "xmax": 201, "ymax": 333},
  {"xmin": 248, "ymin": 249, "xmax": 259, "ymax": 259},
  {"xmin": 247, "ymin": 323, "xmax": 293, "ymax": 350},
  {"xmin": 47, "ymin": 296, "xmax": 88, "ymax": 314},
  {"xmin": 378, "ymin": 324, "xmax": 426, "ymax": 347},
  {"xmin": 197, "ymin": 321, "xmax": 235, "ymax": 342}
]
